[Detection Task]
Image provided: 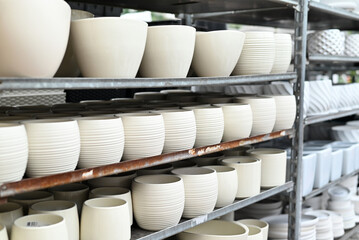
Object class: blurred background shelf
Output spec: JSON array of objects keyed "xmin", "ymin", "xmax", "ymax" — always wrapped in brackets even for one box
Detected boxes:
[
  {"xmin": 305, "ymin": 108, "xmax": 359, "ymax": 125},
  {"xmin": 0, "ymin": 129, "xmax": 293, "ymax": 198},
  {"xmin": 338, "ymin": 224, "xmax": 359, "ymax": 240},
  {"xmin": 309, "ymin": 55, "xmax": 359, "ymax": 63},
  {"xmin": 0, "ymin": 73, "xmax": 297, "ymax": 90},
  {"xmin": 303, "ymin": 169, "xmax": 359, "ymax": 201},
  {"xmin": 131, "ymin": 181, "xmax": 294, "ymax": 240}
]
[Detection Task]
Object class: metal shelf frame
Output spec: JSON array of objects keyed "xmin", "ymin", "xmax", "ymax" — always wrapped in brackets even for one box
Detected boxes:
[
  {"xmin": 0, "ymin": 129, "xmax": 293, "ymax": 199},
  {"xmin": 309, "ymin": 55, "xmax": 359, "ymax": 63},
  {"xmin": 0, "ymin": 73, "xmax": 297, "ymax": 90},
  {"xmin": 305, "ymin": 108, "xmax": 359, "ymax": 125},
  {"xmin": 338, "ymin": 224, "xmax": 359, "ymax": 240},
  {"xmin": 303, "ymin": 170, "xmax": 359, "ymax": 201},
  {"xmin": 131, "ymin": 182, "xmax": 294, "ymax": 240}
]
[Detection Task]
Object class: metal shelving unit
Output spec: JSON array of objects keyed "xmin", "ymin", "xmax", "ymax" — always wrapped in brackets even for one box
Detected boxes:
[
  {"xmin": 4, "ymin": 0, "xmax": 359, "ymax": 239},
  {"xmin": 0, "ymin": 73, "xmax": 297, "ymax": 90},
  {"xmin": 303, "ymin": 170, "xmax": 359, "ymax": 201},
  {"xmin": 131, "ymin": 182, "xmax": 294, "ymax": 240}
]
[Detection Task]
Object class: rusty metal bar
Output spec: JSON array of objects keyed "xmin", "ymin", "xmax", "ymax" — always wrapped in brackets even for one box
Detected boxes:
[{"xmin": 0, "ymin": 129, "xmax": 292, "ymax": 198}]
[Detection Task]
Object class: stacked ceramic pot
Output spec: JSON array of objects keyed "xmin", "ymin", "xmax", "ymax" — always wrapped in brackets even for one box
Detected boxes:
[
  {"xmin": 0, "ymin": 124, "xmax": 28, "ymax": 184},
  {"xmin": 24, "ymin": 120, "xmax": 80, "ymax": 177},
  {"xmin": 327, "ymin": 186, "xmax": 356, "ymax": 229},
  {"xmin": 262, "ymin": 214, "xmax": 318, "ymax": 240},
  {"xmin": 238, "ymin": 199, "xmax": 283, "ymax": 219},
  {"xmin": 232, "ymin": 32, "xmax": 275, "ymax": 75},
  {"xmin": 305, "ymin": 210, "xmax": 333, "ymax": 240},
  {"xmin": 77, "ymin": 116, "xmax": 125, "ymax": 168}
]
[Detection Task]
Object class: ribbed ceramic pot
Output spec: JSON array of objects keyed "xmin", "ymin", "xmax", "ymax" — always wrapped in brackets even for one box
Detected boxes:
[
  {"xmin": 219, "ymin": 156, "xmax": 261, "ymax": 198},
  {"xmin": 0, "ymin": 203, "xmax": 23, "ymax": 238}
]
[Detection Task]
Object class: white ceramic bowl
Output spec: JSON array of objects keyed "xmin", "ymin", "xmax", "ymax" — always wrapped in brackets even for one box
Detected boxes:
[
  {"xmin": 139, "ymin": 25, "xmax": 196, "ymax": 78},
  {"xmin": 71, "ymin": 17, "xmax": 147, "ymax": 77},
  {"xmin": 0, "ymin": 0, "xmax": 71, "ymax": 77},
  {"xmin": 12, "ymin": 214, "xmax": 68, "ymax": 240},
  {"xmin": 191, "ymin": 30, "xmax": 246, "ymax": 77},
  {"xmin": 177, "ymin": 220, "xmax": 249, "ymax": 240},
  {"xmin": 237, "ymin": 219, "xmax": 268, "ymax": 240}
]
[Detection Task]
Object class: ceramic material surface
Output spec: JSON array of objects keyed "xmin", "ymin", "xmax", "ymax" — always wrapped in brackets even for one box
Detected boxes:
[
  {"xmin": 191, "ymin": 30, "xmax": 246, "ymax": 77},
  {"xmin": 237, "ymin": 219, "xmax": 269, "ymax": 240},
  {"xmin": 0, "ymin": 0, "xmax": 71, "ymax": 77},
  {"xmin": 0, "ymin": 203, "xmax": 22, "ymax": 237},
  {"xmin": 71, "ymin": 17, "xmax": 147, "ymax": 77},
  {"xmin": 8, "ymin": 191, "xmax": 54, "ymax": 215},
  {"xmin": 81, "ymin": 198, "xmax": 130, "ymax": 240},
  {"xmin": 271, "ymin": 34, "xmax": 292, "ymax": 74},
  {"xmin": 132, "ymin": 175, "xmax": 184, "ymax": 231},
  {"xmin": 139, "ymin": 25, "xmax": 196, "ymax": 78}
]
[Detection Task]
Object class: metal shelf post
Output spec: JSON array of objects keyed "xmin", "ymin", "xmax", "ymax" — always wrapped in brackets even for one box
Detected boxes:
[{"xmin": 289, "ymin": 0, "xmax": 308, "ymax": 239}]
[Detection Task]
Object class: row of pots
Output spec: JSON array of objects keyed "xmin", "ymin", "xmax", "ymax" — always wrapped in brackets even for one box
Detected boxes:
[{"xmin": 1, "ymin": 2, "xmax": 292, "ymax": 78}]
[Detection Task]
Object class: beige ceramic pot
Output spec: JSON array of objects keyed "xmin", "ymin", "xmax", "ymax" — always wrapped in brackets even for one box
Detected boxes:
[
  {"xmin": 0, "ymin": 203, "xmax": 23, "ymax": 237},
  {"xmin": 0, "ymin": 0, "xmax": 71, "ymax": 77},
  {"xmin": 247, "ymin": 148, "xmax": 287, "ymax": 188},
  {"xmin": 0, "ymin": 224, "xmax": 7, "ymax": 240},
  {"xmin": 192, "ymin": 30, "xmax": 246, "ymax": 77},
  {"xmin": 71, "ymin": 17, "xmax": 148, "ymax": 77},
  {"xmin": 204, "ymin": 166, "xmax": 238, "ymax": 208},
  {"xmin": 81, "ymin": 198, "xmax": 130, "ymax": 240},
  {"xmin": 55, "ymin": 10, "xmax": 94, "ymax": 77},
  {"xmin": 29, "ymin": 200, "xmax": 79, "ymax": 240},
  {"xmin": 12, "ymin": 214, "xmax": 68, "ymax": 240},
  {"xmin": 237, "ymin": 219, "xmax": 269, "ymax": 240},
  {"xmin": 132, "ymin": 175, "xmax": 185, "ymax": 231},
  {"xmin": 139, "ymin": 25, "xmax": 196, "ymax": 78},
  {"xmin": 177, "ymin": 220, "xmax": 249, "ymax": 240},
  {"xmin": 220, "ymin": 156, "xmax": 261, "ymax": 198},
  {"xmin": 89, "ymin": 187, "xmax": 133, "ymax": 225}
]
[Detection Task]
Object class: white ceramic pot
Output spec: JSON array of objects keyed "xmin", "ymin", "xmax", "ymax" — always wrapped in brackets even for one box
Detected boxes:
[
  {"xmin": 139, "ymin": 25, "xmax": 196, "ymax": 78},
  {"xmin": 171, "ymin": 167, "xmax": 218, "ymax": 218},
  {"xmin": 0, "ymin": 224, "xmax": 7, "ymax": 240},
  {"xmin": 213, "ymin": 103, "xmax": 253, "ymax": 142},
  {"xmin": 267, "ymin": 95, "xmax": 296, "ymax": 131},
  {"xmin": 302, "ymin": 153, "xmax": 317, "ymax": 196},
  {"xmin": 71, "ymin": 17, "xmax": 147, "ymax": 77},
  {"xmin": 182, "ymin": 106, "xmax": 224, "ymax": 147},
  {"xmin": 55, "ymin": 10, "xmax": 94, "ymax": 77},
  {"xmin": 204, "ymin": 165, "xmax": 238, "ymax": 207},
  {"xmin": 247, "ymin": 148, "xmax": 287, "ymax": 188},
  {"xmin": 0, "ymin": 0, "xmax": 71, "ymax": 77},
  {"xmin": 29, "ymin": 201, "xmax": 79, "ymax": 240},
  {"xmin": 219, "ymin": 156, "xmax": 261, "ymax": 198},
  {"xmin": 152, "ymin": 109, "xmax": 196, "ymax": 153},
  {"xmin": 177, "ymin": 220, "xmax": 249, "ymax": 240},
  {"xmin": 89, "ymin": 187, "xmax": 133, "ymax": 225},
  {"xmin": 132, "ymin": 174, "xmax": 184, "ymax": 231},
  {"xmin": 303, "ymin": 147, "xmax": 332, "ymax": 188},
  {"xmin": 247, "ymin": 225, "xmax": 263, "ymax": 240},
  {"xmin": 191, "ymin": 30, "xmax": 246, "ymax": 77},
  {"xmin": 234, "ymin": 96, "xmax": 276, "ymax": 136},
  {"xmin": 332, "ymin": 142, "xmax": 357, "ymax": 175},
  {"xmin": 77, "ymin": 116, "xmax": 125, "ymax": 168},
  {"xmin": 12, "ymin": 214, "xmax": 68, "ymax": 240},
  {"xmin": 271, "ymin": 33, "xmax": 292, "ymax": 74},
  {"xmin": 0, "ymin": 203, "xmax": 22, "ymax": 238},
  {"xmin": 0, "ymin": 123, "xmax": 28, "ymax": 185},
  {"xmin": 120, "ymin": 113, "xmax": 165, "ymax": 161},
  {"xmin": 232, "ymin": 32, "xmax": 275, "ymax": 75},
  {"xmin": 81, "ymin": 198, "xmax": 130, "ymax": 240},
  {"xmin": 24, "ymin": 119, "xmax": 80, "ymax": 178},
  {"xmin": 237, "ymin": 219, "xmax": 269, "ymax": 240},
  {"xmin": 331, "ymin": 148, "xmax": 343, "ymax": 181},
  {"xmin": 8, "ymin": 191, "xmax": 54, "ymax": 215}
]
